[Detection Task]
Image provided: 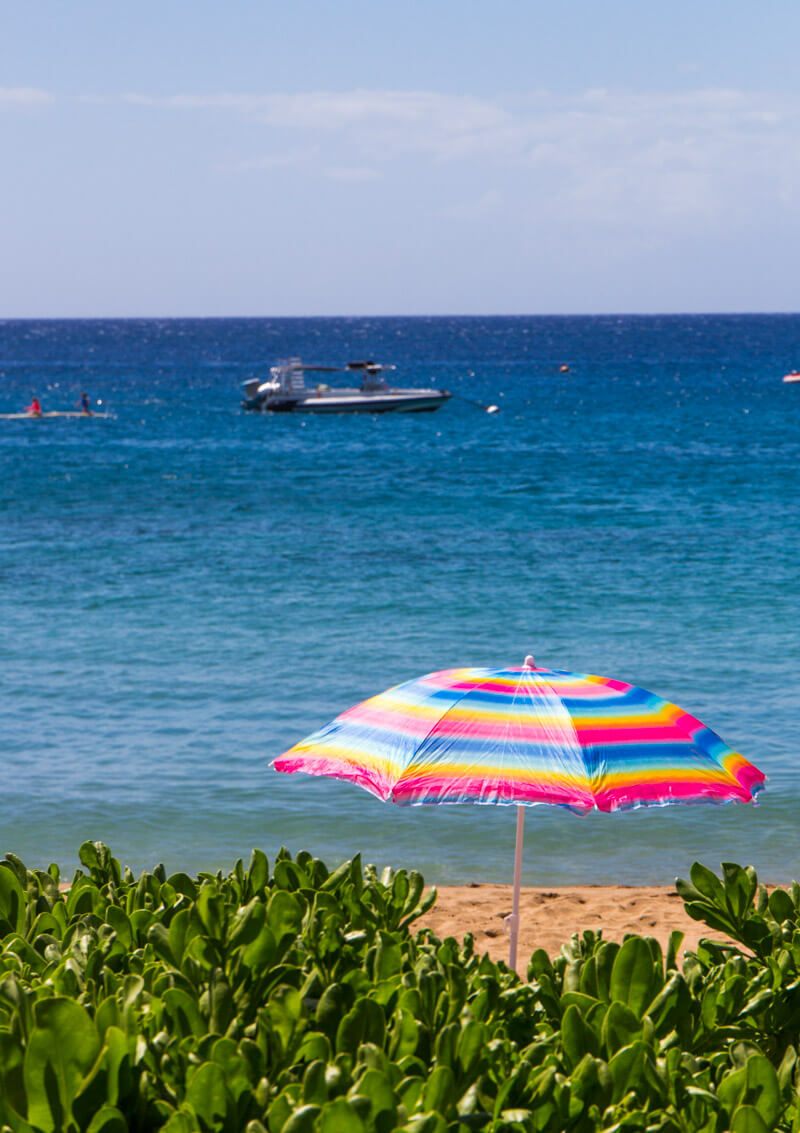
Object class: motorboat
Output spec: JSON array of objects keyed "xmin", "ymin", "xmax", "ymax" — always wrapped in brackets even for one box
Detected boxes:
[
  {"xmin": 242, "ymin": 359, "xmax": 451, "ymax": 414},
  {"xmin": 783, "ymin": 372, "xmax": 800, "ymax": 384}
]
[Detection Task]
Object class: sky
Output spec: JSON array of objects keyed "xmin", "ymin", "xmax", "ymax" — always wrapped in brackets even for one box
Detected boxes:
[{"xmin": 2, "ymin": 1, "xmax": 800, "ymax": 317}]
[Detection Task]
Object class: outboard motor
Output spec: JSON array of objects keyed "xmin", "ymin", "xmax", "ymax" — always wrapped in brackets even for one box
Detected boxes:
[{"xmin": 242, "ymin": 377, "xmax": 268, "ymax": 411}]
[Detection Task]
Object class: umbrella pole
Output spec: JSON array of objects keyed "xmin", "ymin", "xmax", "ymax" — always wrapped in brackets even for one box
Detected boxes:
[{"xmin": 508, "ymin": 804, "xmax": 525, "ymax": 971}]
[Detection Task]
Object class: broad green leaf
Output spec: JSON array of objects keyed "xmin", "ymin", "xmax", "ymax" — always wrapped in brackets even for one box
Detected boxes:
[
  {"xmin": 316, "ymin": 984, "xmax": 351, "ymax": 1043},
  {"xmin": 421, "ymin": 1065, "xmax": 455, "ymax": 1113},
  {"xmin": 85, "ymin": 1105, "xmax": 128, "ymax": 1133},
  {"xmin": 168, "ymin": 907, "xmax": 191, "ymax": 967},
  {"xmin": 374, "ymin": 932, "xmax": 403, "ymax": 980},
  {"xmin": 160, "ymin": 1112, "xmax": 198, "ymax": 1133},
  {"xmin": 353, "ymin": 1069, "xmax": 395, "ymax": 1118},
  {"xmin": 397, "ymin": 1075, "xmax": 424, "ymax": 1113},
  {"xmin": 777, "ymin": 1044, "xmax": 797, "ymax": 1094},
  {"xmin": 768, "ymin": 889, "xmax": 795, "ymax": 925},
  {"xmin": 730, "ymin": 1105, "xmax": 770, "ymax": 1133},
  {"xmin": 267, "ymin": 986, "xmax": 304, "ymax": 1052},
  {"xmin": 163, "ymin": 987, "xmax": 207, "ymax": 1039},
  {"xmin": 718, "ymin": 1055, "xmax": 780, "ymax": 1129},
  {"xmin": 247, "ymin": 848, "xmax": 269, "ymax": 895},
  {"xmin": 391, "ymin": 871, "xmax": 410, "ymax": 913},
  {"xmin": 456, "ymin": 1020, "xmax": 486, "ymax": 1078},
  {"xmin": 721, "ymin": 862, "xmax": 757, "ymax": 921},
  {"xmin": 401, "ymin": 1115, "xmax": 447, "ymax": 1133},
  {"xmin": 229, "ymin": 898, "xmax": 266, "ymax": 949},
  {"xmin": 689, "ymin": 862, "xmax": 727, "ymax": 905},
  {"xmin": 681, "ymin": 900, "xmax": 738, "ymax": 937},
  {"xmin": 644, "ymin": 972, "xmax": 687, "ymax": 1037},
  {"xmin": 320, "ymin": 858, "xmax": 354, "ymax": 894},
  {"xmin": 241, "ymin": 923, "xmax": 277, "ymax": 971},
  {"xmin": 336, "ymin": 997, "xmax": 385, "ymax": 1055},
  {"xmin": 0, "ymin": 864, "xmax": 26, "ymax": 936},
  {"xmin": 282, "ymin": 1105, "xmax": 322, "ymax": 1133},
  {"xmin": 0, "ymin": 1030, "xmax": 27, "ymax": 1122},
  {"xmin": 185, "ymin": 1061, "xmax": 232, "ymax": 1126},
  {"xmin": 147, "ymin": 922, "xmax": 176, "ymax": 967},
  {"xmin": 593, "ymin": 940, "xmax": 620, "ymax": 1003},
  {"xmin": 601, "ymin": 1000, "xmax": 641, "ymax": 1057},
  {"xmin": 561, "ymin": 1003, "xmax": 599, "ymax": 1068},
  {"xmin": 388, "ymin": 1007, "xmax": 418, "ymax": 1061},
  {"xmin": 105, "ymin": 905, "xmax": 133, "ymax": 950},
  {"xmin": 24, "ymin": 999, "xmax": 102, "ymax": 1132},
  {"xmin": 267, "ymin": 890, "xmax": 304, "ymax": 946},
  {"xmin": 433, "ymin": 1022, "xmax": 458, "ymax": 1068},
  {"xmin": 128, "ymin": 908, "xmax": 154, "ymax": 945},
  {"xmin": 273, "ymin": 859, "xmax": 308, "ymax": 892},
  {"xmin": 609, "ymin": 936, "xmax": 660, "ymax": 1017},
  {"xmin": 319, "ymin": 1097, "xmax": 366, "ymax": 1133},
  {"xmin": 569, "ymin": 1052, "xmax": 600, "ymax": 1101},
  {"xmin": 665, "ymin": 930, "xmax": 684, "ymax": 971},
  {"xmin": 302, "ymin": 1059, "xmax": 328, "ymax": 1106},
  {"xmin": 296, "ymin": 1032, "xmax": 331, "ymax": 1065},
  {"xmin": 99, "ymin": 1026, "xmax": 131, "ymax": 1108},
  {"xmin": 167, "ymin": 872, "xmax": 198, "ymax": 900},
  {"xmin": 528, "ymin": 949, "xmax": 553, "ymax": 982},
  {"xmin": 608, "ymin": 1040, "xmax": 649, "ymax": 1104},
  {"xmin": 267, "ymin": 1093, "xmax": 294, "ymax": 1133},
  {"xmin": 195, "ymin": 885, "xmax": 226, "ymax": 939}
]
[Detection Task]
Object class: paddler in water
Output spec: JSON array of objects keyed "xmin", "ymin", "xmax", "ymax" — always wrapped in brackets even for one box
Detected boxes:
[
  {"xmin": 79, "ymin": 391, "xmax": 93, "ymax": 416},
  {"xmin": 26, "ymin": 396, "xmax": 42, "ymax": 417}
]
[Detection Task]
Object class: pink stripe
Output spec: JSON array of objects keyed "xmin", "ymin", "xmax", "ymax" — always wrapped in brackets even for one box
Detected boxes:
[
  {"xmin": 594, "ymin": 778, "xmax": 752, "ymax": 813},
  {"xmin": 273, "ymin": 755, "xmax": 392, "ymax": 802},
  {"xmin": 730, "ymin": 761, "xmax": 767, "ymax": 791},
  {"xmin": 416, "ymin": 668, "xmax": 637, "ymax": 698},
  {"xmin": 573, "ymin": 724, "xmax": 702, "ymax": 744},
  {"xmin": 424, "ymin": 679, "xmax": 525, "ymax": 695},
  {"xmin": 392, "ymin": 772, "xmax": 594, "ymax": 809},
  {"xmin": 341, "ymin": 703, "xmax": 578, "ymax": 743},
  {"xmin": 340, "ymin": 703, "xmax": 433, "ymax": 737}
]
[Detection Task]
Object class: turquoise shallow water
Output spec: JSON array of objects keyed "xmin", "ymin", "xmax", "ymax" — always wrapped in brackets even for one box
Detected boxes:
[{"xmin": 1, "ymin": 314, "xmax": 799, "ymax": 886}]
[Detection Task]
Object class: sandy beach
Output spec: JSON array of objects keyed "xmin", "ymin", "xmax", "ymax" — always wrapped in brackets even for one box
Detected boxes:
[{"xmin": 419, "ymin": 884, "xmax": 730, "ymax": 968}]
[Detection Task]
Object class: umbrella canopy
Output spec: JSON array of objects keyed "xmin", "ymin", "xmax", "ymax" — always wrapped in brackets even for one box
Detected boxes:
[{"xmin": 274, "ymin": 656, "xmax": 765, "ymax": 967}]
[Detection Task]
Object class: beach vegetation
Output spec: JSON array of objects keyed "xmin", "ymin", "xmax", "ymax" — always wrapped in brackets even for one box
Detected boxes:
[{"xmin": 0, "ymin": 845, "xmax": 798, "ymax": 1131}]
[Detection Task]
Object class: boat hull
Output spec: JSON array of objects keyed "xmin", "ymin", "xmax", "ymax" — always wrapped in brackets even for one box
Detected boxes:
[
  {"xmin": 247, "ymin": 390, "xmax": 451, "ymax": 414},
  {"xmin": 294, "ymin": 392, "xmax": 450, "ymax": 414}
]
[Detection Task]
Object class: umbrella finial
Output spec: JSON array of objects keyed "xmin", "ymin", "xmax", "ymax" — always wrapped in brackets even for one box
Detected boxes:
[{"xmin": 524, "ymin": 654, "xmax": 535, "ymax": 669}]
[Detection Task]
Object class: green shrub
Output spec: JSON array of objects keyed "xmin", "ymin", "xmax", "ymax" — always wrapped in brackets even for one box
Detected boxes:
[{"xmin": 0, "ymin": 845, "xmax": 798, "ymax": 1131}]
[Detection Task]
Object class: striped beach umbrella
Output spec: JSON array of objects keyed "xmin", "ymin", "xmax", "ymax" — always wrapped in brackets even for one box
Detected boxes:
[{"xmin": 273, "ymin": 655, "xmax": 766, "ymax": 968}]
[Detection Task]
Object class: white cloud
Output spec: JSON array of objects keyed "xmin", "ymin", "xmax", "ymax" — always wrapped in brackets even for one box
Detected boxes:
[
  {"xmin": 0, "ymin": 87, "xmax": 53, "ymax": 107},
  {"xmin": 441, "ymin": 189, "xmax": 504, "ymax": 220},
  {"xmin": 237, "ymin": 147, "xmax": 319, "ymax": 171},
  {"xmin": 125, "ymin": 88, "xmax": 508, "ymax": 133},
  {"xmin": 322, "ymin": 166, "xmax": 381, "ymax": 182},
  {"xmin": 120, "ymin": 85, "xmax": 800, "ymax": 229}
]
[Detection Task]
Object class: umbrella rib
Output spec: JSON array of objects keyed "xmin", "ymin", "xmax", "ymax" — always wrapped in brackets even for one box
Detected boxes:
[
  {"xmin": 516, "ymin": 668, "xmax": 586, "ymax": 796},
  {"xmin": 390, "ymin": 671, "xmax": 517, "ymax": 800},
  {"xmin": 392, "ymin": 667, "xmax": 585, "ymax": 804}
]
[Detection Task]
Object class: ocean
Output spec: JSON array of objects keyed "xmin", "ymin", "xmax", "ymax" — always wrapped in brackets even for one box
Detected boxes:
[{"xmin": 1, "ymin": 314, "xmax": 798, "ymax": 888}]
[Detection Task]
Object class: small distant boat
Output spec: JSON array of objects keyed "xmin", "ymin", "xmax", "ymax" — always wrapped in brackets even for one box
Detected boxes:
[
  {"xmin": 242, "ymin": 359, "xmax": 451, "ymax": 414},
  {"xmin": 0, "ymin": 410, "xmax": 110, "ymax": 420},
  {"xmin": 783, "ymin": 372, "xmax": 800, "ymax": 384}
]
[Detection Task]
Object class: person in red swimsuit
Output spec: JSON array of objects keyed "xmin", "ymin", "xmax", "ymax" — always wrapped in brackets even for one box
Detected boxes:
[{"xmin": 26, "ymin": 396, "xmax": 42, "ymax": 416}]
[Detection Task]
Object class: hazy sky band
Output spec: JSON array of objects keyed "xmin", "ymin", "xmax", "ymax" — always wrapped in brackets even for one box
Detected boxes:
[{"xmin": 3, "ymin": 2, "xmax": 799, "ymax": 316}]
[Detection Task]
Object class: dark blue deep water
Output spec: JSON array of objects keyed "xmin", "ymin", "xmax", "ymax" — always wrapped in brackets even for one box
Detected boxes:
[{"xmin": 2, "ymin": 315, "xmax": 799, "ymax": 886}]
